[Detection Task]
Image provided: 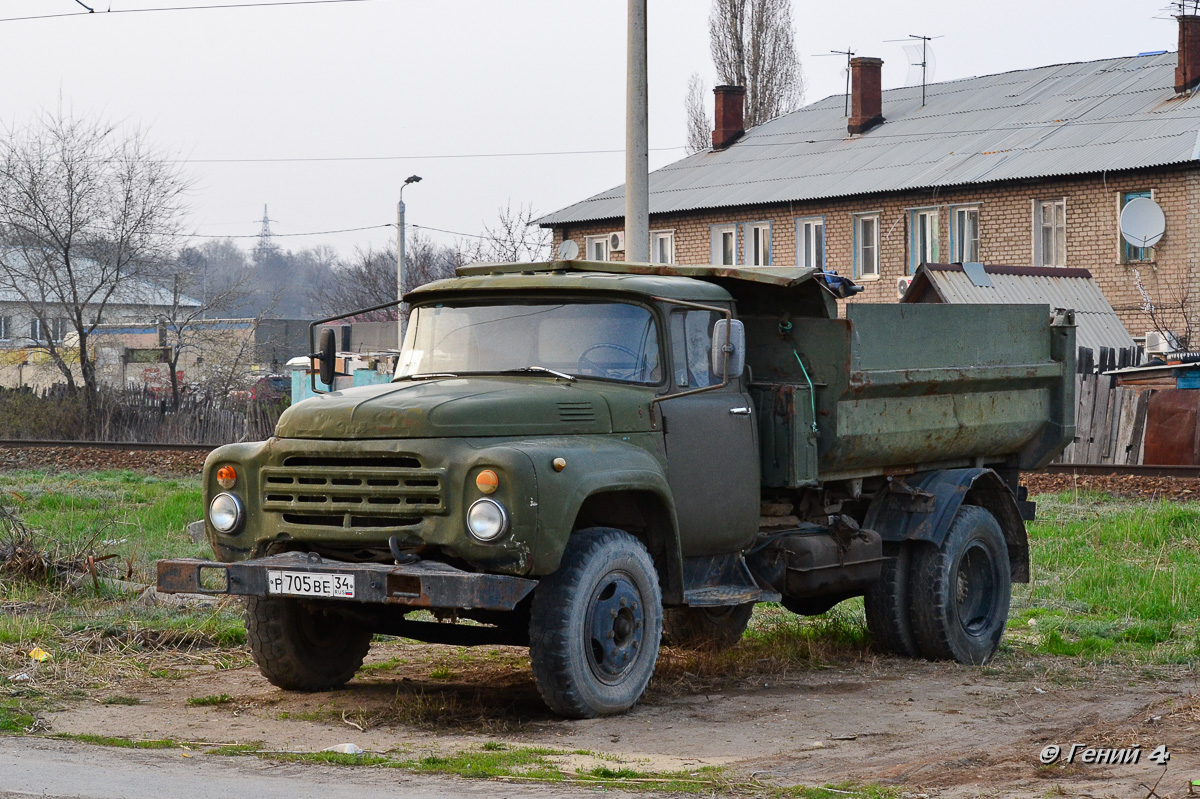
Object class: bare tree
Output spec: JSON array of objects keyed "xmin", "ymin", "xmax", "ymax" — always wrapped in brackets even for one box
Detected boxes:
[
  {"xmin": 0, "ymin": 110, "xmax": 189, "ymax": 422},
  {"xmin": 477, "ymin": 202, "xmax": 551, "ymax": 263},
  {"xmin": 685, "ymin": 72, "xmax": 714, "ymax": 155},
  {"xmin": 1132, "ymin": 265, "xmax": 1200, "ymax": 352},
  {"xmin": 156, "ymin": 247, "xmax": 254, "ymax": 410},
  {"xmin": 708, "ymin": 0, "xmax": 806, "ymax": 129},
  {"xmin": 320, "ymin": 232, "xmax": 465, "ymax": 321}
]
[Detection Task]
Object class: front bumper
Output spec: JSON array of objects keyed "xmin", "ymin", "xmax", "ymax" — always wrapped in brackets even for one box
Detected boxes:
[{"xmin": 156, "ymin": 552, "xmax": 537, "ymax": 611}]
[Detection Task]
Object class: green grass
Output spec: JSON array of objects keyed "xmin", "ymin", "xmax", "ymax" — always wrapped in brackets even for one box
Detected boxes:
[
  {"xmin": 1009, "ymin": 492, "xmax": 1200, "ymax": 664},
  {"xmin": 186, "ymin": 694, "xmax": 233, "ymax": 707},
  {"xmin": 0, "ymin": 698, "xmax": 35, "ymax": 733},
  {"xmin": 52, "ymin": 733, "xmax": 178, "ymax": 749}
]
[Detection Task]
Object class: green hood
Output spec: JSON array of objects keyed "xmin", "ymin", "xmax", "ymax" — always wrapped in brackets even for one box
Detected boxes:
[{"xmin": 275, "ymin": 377, "xmax": 631, "ymax": 439}]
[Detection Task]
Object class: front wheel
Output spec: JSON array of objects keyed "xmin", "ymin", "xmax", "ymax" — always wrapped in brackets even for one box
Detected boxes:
[
  {"xmin": 909, "ymin": 505, "xmax": 1012, "ymax": 665},
  {"xmin": 528, "ymin": 527, "xmax": 663, "ymax": 718},
  {"xmin": 245, "ymin": 596, "xmax": 372, "ymax": 691}
]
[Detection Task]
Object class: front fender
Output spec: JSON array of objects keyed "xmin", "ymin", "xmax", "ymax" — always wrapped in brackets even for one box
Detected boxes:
[
  {"xmin": 507, "ymin": 435, "xmax": 680, "ymax": 580},
  {"xmin": 864, "ymin": 468, "xmax": 1030, "ymax": 583}
]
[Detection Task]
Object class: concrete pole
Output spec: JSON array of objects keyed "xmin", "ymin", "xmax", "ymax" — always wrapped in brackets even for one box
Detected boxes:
[
  {"xmin": 625, "ymin": 0, "xmax": 650, "ymax": 263},
  {"xmin": 397, "ymin": 196, "xmax": 406, "ymax": 348},
  {"xmin": 397, "ymin": 174, "xmax": 421, "ymax": 349}
]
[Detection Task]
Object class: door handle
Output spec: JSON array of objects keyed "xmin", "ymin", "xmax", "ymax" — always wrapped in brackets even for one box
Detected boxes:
[{"xmin": 729, "ymin": 407, "xmax": 752, "ymax": 415}]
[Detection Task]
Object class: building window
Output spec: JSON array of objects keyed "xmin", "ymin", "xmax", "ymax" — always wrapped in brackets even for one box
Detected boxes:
[
  {"xmin": 747, "ymin": 222, "xmax": 771, "ymax": 266},
  {"xmin": 585, "ymin": 235, "xmax": 609, "ymax": 262},
  {"xmin": 908, "ymin": 208, "xmax": 939, "ymax": 273},
  {"xmin": 951, "ymin": 206, "xmax": 981, "ymax": 263},
  {"xmin": 30, "ymin": 317, "xmax": 67, "ymax": 343},
  {"xmin": 651, "ymin": 230, "xmax": 675, "ymax": 264},
  {"xmin": 796, "ymin": 217, "xmax": 825, "ymax": 270},
  {"xmin": 710, "ymin": 225, "xmax": 737, "ymax": 265},
  {"xmin": 0, "ymin": 316, "xmax": 9, "ymax": 340},
  {"xmin": 1120, "ymin": 191, "xmax": 1154, "ymax": 263},
  {"xmin": 1034, "ymin": 198, "xmax": 1067, "ymax": 267},
  {"xmin": 854, "ymin": 214, "xmax": 881, "ymax": 278}
]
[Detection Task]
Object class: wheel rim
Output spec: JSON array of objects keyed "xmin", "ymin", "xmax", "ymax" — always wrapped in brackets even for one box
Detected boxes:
[
  {"xmin": 953, "ymin": 541, "xmax": 999, "ymax": 637},
  {"xmin": 585, "ymin": 570, "xmax": 645, "ymax": 684}
]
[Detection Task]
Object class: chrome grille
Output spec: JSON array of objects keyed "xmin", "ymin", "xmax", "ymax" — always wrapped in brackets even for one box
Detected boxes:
[{"xmin": 261, "ymin": 456, "xmax": 445, "ymax": 528}]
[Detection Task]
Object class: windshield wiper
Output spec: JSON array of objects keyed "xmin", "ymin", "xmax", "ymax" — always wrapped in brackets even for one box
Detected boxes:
[
  {"xmin": 402, "ymin": 372, "xmax": 459, "ymax": 380},
  {"xmin": 501, "ymin": 366, "xmax": 577, "ymax": 382}
]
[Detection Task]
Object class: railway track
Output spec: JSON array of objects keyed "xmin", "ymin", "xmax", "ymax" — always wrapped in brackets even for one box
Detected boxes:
[{"xmin": 0, "ymin": 439, "xmax": 216, "ymax": 452}]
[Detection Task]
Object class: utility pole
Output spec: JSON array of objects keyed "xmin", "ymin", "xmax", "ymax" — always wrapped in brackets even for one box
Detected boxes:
[
  {"xmin": 625, "ymin": 0, "xmax": 650, "ymax": 263},
  {"xmin": 397, "ymin": 174, "xmax": 422, "ymax": 348}
]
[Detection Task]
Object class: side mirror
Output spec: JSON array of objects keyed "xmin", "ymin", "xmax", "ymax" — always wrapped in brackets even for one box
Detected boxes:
[
  {"xmin": 711, "ymin": 318, "xmax": 745, "ymax": 379},
  {"xmin": 315, "ymin": 327, "xmax": 337, "ymax": 386}
]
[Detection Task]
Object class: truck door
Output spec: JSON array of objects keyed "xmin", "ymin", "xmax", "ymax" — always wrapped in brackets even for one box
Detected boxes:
[{"xmin": 661, "ymin": 306, "xmax": 760, "ymax": 555}]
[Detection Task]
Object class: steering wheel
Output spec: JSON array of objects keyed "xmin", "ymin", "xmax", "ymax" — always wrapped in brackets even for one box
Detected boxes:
[{"xmin": 578, "ymin": 343, "xmax": 641, "ymax": 380}]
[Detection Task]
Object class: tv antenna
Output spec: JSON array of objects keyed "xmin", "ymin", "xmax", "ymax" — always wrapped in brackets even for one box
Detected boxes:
[
  {"xmin": 813, "ymin": 47, "xmax": 856, "ymax": 116},
  {"xmin": 886, "ymin": 33, "xmax": 942, "ymax": 106},
  {"xmin": 1161, "ymin": 1, "xmax": 1200, "ymax": 15}
]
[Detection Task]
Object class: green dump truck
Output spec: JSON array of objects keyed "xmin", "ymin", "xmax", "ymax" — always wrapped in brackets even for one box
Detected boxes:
[{"xmin": 157, "ymin": 261, "xmax": 1075, "ymax": 718}]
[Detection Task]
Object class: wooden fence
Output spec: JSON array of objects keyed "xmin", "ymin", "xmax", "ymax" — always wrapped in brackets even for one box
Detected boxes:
[{"xmin": 1057, "ymin": 373, "xmax": 1149, "ymax": 465}]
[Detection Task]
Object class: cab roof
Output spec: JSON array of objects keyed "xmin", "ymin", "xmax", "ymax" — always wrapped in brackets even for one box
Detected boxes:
[{"xmin": 410, "ymin": 260, "xmax": 836, "ymax": 316}]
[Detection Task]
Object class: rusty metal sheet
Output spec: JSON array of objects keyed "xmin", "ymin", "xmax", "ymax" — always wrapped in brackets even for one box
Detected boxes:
[{"xmin": 1144, "ymin": 389, "xmax": 1200, "ymax": 466}]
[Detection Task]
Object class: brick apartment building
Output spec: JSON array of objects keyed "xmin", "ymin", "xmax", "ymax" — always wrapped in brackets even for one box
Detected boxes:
[{"xmin": 540, "ymin": 14, "xmax": 1200, "ymax": 342}]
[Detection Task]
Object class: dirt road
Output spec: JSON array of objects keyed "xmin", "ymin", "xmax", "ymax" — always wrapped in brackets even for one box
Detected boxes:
[
  {"xmin": 0, "ymin": 736, "xmax": 629, "ymax": 799},
  {"xmin": 33, "ymin": 638, "xmax": 1200, "ymax": 797}
]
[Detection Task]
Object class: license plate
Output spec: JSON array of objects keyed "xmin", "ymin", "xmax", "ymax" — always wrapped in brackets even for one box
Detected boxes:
[{"xmin": 266, "ymin": 570, "xmax": 355, "ymax": 599}]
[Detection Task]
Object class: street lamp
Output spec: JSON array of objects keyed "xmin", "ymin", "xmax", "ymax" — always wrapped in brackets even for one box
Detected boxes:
[{"xmin": 397, "ymin": 174, "xmax": 422, "ymax": 347}]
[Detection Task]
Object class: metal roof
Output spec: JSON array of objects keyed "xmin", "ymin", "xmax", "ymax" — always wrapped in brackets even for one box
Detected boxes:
[
  {"xmin": 902, "ymin": 262, "xmax": 1135, "ymax": 355},
  {"xmin": 541, "ymin": 52, "xmax": 1200, "ymax": 226},
  {"xmin": 0, "ymin": 256, "xmax": 200, "ymax": 309}
]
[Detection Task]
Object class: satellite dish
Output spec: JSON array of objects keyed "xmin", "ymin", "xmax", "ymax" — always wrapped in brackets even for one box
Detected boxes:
[
  {"xmin": 557, "ymin": 239, "xmax": 580, "ymax": 260},
  {"xmin": 1120, "ymin": 197, "xmax": 1166, "ymax": 248}
]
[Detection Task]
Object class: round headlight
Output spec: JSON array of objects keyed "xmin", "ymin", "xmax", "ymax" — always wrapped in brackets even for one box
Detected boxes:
[
  {"xmin": 466, "ymin": 499, "xmax": 508, "ymax": 541},
  {"xmin": 209, "ymin": 493, "xmax": 244, "ymax": 534}
]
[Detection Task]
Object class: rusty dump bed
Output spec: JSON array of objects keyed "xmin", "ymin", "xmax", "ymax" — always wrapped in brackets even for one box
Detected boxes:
[
  {"xmin": 746, "ymin": 303, "xmax": 1076, "ymax": 487},
  {"xmin": 156, "ymin": 551, "xmax": 537, "ymax": 611}
]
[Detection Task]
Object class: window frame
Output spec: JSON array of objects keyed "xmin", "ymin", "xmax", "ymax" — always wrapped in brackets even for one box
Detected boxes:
[
  {"xmin": 853, "ymin": 212, "xmax": 882, "ymax": 279},
  {"xmin": 907, "ymin": 206, "xmax": 941, "ymax": 274},
  {"xmin": 1119, "ymin": 190, "xmax": 1155, "ymax": 264},
  {"xmin": 710, "ymin": 224, "xmax": 738, "ymax": 266},
  {"xmin": 584, "ymin": 235, "xmax": 610, "ymax": 262},
  {"xmin": 745, "ymin": 221, "xmax": 772, "ymax": 266},
  {"xmin": 795, "ymin": 216, "xmax": 826, "ymax": 271},
  {"xmin": 650, "ymin": 230, "xmax": 676, "ymax": 265},
  {"xmin": 949, "ymin": 204, "xmax": 981, "ymax": 263},
  {"xmin": 1032, "ymin": 198, "xmax": 1067, "ymax": 267},
  {"xmin": 0, "ymin": 315, "xmax": 8, "ymax": 341}
]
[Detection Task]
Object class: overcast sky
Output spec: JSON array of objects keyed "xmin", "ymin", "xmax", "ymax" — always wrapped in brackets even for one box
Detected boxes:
[{"xmin": 0, "ymin": 0, "xmax": 1181, "ymax": 258}]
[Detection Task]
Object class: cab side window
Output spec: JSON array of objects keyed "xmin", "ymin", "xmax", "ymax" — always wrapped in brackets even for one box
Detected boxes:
[{"xmin": 669, "ymin": 309, "xmax": 719, "ymax": 388}]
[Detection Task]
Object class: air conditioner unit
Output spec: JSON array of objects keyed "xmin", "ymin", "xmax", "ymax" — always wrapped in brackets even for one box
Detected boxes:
[
  {"xmin": 1145, "ymin": 330, "xmax": 1177, "ymax": 355},
  {"xmin": 896, "ymin": 276, "xmax": 913, "ymax": 298},
  {"xmin": 609, "ymin": 231, "xmax": 625, "ymax": 252}
]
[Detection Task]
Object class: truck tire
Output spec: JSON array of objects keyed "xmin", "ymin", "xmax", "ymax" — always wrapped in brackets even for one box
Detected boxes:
[
  {"xmin": 245, "ymin": 596, "xmax": 371, "ymax": 691},
  {"xmin": 863, "ymin": 542, "xmax": 918, "ymax": 657},
  {"xmin": 909, "ymin": 505, "xmax": 1011, "ymax": 665},
  {"xmin": 663, "ymin": 604, "xmax": 753, "ymax": 650},
  {"xmin": 528, "ymin": 527, "xmax": 662, "ymax": 718}
]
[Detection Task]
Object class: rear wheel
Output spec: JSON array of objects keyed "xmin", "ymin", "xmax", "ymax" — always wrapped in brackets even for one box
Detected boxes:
[
  {"xmin": 245, "ymin": 596, "xmax": 371, "ymax": 691},
  {"xmin": 864, "ymin": 542, "xmax": 918, "ymax": 657},
  {"xmin": 909, "ymin": 505, "xmax": 1011, "ymax": 665},
  {"xmin": 663, "ymin": 604, "xmax": 754, "ymax": 650},
  {"xmin": 529, "ymin": 527, "xmax": 662, "ymax": 718}
]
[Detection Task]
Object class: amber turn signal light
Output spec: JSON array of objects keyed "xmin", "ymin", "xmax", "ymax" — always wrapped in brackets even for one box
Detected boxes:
[
  {"xmin": 216, "ymin": 465, "xmax": 238, "ymax": 489},
  {"xmin": 475, "ymin": 469, "xmax": 499, "ymax": 494}
]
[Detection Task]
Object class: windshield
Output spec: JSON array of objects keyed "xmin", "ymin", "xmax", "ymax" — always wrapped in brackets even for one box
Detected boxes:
[{"xmin": 397, "ymin": 301, "xmax": 663, "ymax": 384}]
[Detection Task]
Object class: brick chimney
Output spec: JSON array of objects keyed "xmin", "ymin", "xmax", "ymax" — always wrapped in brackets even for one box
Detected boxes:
[
  {"xmin": 1178, "ymin": 14, "xmax": 1200, "ymax": 93},
  {"xmin": 712, "ymin": 85, "xmax": 746, "ymax": 150},
  {"xmin": 848, "ymin": 57, "xmax": 885, "ymax": 135}
]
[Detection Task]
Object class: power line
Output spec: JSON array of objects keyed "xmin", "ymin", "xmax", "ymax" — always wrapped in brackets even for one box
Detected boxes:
[
  {"xmin": 0, "ymin": 0, "xmax": 382, "ymax": 25},
  {"xmin": 176, "ymin": 146, "xmax": 685, "ymax": 164},
  {"xmin": 178, "ymin": 222, "xmax": 392, "ymax": 239}
]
